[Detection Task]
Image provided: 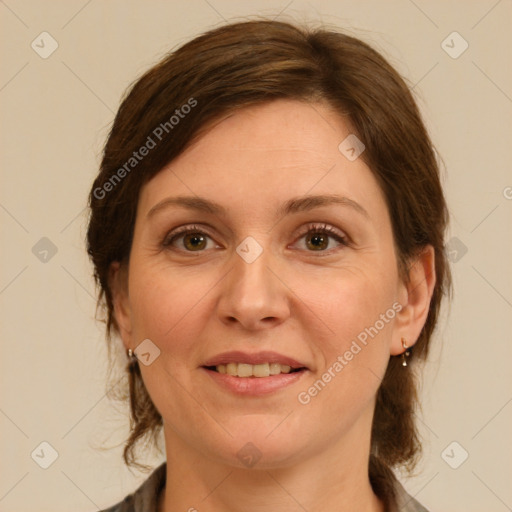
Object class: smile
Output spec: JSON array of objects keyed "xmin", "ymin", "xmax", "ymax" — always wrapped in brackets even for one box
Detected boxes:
[{"xmin": 208, "ymin": 362, "xmax": 303, "ymax": 377}]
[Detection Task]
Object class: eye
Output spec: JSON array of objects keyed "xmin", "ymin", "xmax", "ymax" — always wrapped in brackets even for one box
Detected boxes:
[
  {"xmin": 293, "ymin": 223, "xmax": 349, "ymax": 252},
  {"xmin": 162, "ymin": 225, "xmax": 218, "ymax": 252},
  {"xmin": 162, "ymin": 223, "xmax": 349, "ymax": 254}
]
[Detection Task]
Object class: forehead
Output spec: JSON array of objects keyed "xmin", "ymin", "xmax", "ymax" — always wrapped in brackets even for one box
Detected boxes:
[
  {"xmin": 179, "ymin": 99, "xmax": 348, "ymax": 172},
  {"xmin": 138, "ymin": 99, "xmax": 387, "ymax": 223}
]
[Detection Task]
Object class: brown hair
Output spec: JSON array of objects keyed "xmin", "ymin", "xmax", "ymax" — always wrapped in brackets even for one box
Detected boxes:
[{"xmin": 87, "ymin": 19, "xmax": 451, "ymax": 502}]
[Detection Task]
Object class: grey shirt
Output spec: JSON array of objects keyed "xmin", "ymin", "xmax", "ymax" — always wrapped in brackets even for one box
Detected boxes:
[{"xmin": 100, "ymin": 463, "xmax": 429, "ymax": 512}]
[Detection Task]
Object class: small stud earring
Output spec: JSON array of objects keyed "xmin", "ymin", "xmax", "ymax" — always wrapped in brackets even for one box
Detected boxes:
[
  {"xmin": 127, "ymin": 348, "xmax": 137, "ymax": 361},
  {"xmin": 401, "ymin": 338, "xmax": 411, "ymax": 367}
]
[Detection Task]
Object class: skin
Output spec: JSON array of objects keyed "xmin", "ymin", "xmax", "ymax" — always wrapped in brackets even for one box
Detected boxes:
[{"xmin": 111, "ymin": 99, "xmax": 436, "ymax": 512}]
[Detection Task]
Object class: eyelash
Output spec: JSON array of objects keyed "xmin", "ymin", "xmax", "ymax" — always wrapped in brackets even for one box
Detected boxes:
[{"xmin": 162, "ymin": 223, "xmax": 349, "ymax": 254}]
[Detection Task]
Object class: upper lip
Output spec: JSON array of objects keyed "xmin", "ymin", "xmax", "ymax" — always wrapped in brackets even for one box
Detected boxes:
[{"xmin": 202, "ymin": 351, "xmax": 308, "ymax": 370}]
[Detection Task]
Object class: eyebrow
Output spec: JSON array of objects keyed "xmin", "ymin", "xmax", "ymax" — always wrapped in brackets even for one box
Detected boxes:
[{"xmin": 146, "ymin": 194, "xmax": 370, "ymax": 220}]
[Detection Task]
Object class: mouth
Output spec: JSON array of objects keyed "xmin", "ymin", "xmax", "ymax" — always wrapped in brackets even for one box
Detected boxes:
[
  {"xmin": 204, "ymin": 362, "xmax": 306, "ymax": 378},
  {"xmin": 201, "ymin": 351, "xmax": 309, "ymax": 395}
]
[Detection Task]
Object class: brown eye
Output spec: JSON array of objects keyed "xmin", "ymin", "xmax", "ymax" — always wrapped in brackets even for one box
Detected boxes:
[
  {"xmin": 305, "ymin": 232, "xmax": 329, "ymax": 251},
  {"xmin": 293, "ymin": 223, "xmax": 349, "ymax": 253},
  {"xmin": 182, "ymin": 233, "xmax": 207, "ymax": 251},
  {"xmin": 163, "ymin": 226, "xmax": 217, "ymax": 252}
]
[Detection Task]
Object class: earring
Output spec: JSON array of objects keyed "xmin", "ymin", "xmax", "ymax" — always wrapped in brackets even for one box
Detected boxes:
[
  {"xmin": 401, "ymin": 338, "xmax": 411, "ymax": 366},
  {"xmin": 127, "ymin": 348, "xmax": 137, "ymax": 362}
]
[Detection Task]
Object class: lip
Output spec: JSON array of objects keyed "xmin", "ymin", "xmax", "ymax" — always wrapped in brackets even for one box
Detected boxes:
[
  {"xmin": 201, "ymin": 366, "xmax": 308, "ymax": 396},
  {"xmin": 202, "ymin": 350, "xmax": 308, "ymax": 369}
]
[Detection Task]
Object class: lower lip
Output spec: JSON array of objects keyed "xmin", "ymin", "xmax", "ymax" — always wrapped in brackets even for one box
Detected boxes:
[{"xmin": 201, "ymin": 367, "xmax": 307, "ymax": 396}]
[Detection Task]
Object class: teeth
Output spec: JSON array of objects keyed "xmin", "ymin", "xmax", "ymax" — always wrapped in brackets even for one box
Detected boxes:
[
  {"xmin": 215, "ymin": 362, "xmax": 297, "ymax": 377},
  {"xmin": 253, "ymin": 363, "xmax": 270, "ymax": 377},
  {"xmin": 269, "ymin": 362, "xmax": 281, "ymax": 375},
  {"xmin": 237, "ymin": 363, "xmax": 253, "ymax": 377}
]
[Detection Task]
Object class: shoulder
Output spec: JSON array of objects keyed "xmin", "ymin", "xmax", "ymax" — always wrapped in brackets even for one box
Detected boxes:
[
  {"xmin": 393, "ymin": 479, "xmax": 430, "ymax": 512},
  {"xmin": 98, "ymin": 497, "xmax": 132, "ymax": 512},
  {"xmin": 98, "ymin": 463, "xmax": 167, "ymax": 512}
]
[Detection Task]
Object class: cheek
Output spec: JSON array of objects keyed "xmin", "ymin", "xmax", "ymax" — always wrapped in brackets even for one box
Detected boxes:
[
  {"xmin": 294, "ymin": 262, "xmax": 398, "ymax": 345},
  {"xmin": 289, "ymin": 261, "xmax": 399, "ymax": 413},
  {"xmin": 128, "ymin": 263, "xmax": 217, "ymax": 360},
  {"xmin": 291, "ymin": 272, "xmax": 397, "ymax": 427}
]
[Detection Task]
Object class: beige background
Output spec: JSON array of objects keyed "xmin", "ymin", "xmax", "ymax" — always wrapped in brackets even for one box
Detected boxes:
[{"xmin": 1, "ymin": 1, "xmax": 511, "ymax": 511}]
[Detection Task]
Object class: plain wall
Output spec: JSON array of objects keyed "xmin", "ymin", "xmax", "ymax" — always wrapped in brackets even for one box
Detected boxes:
[{"xmin": 1, "ymin": 1, "xmax": 511, "ymax": 511}]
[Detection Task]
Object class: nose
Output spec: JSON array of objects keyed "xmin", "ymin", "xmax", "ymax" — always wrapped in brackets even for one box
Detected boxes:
[{"xmin": 216, "ymin": 243, "xmax": 291, "ymax": 331}]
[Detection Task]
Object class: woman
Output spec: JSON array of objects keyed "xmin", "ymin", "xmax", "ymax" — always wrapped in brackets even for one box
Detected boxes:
[{"xmin": 87, "ymin": 19, "xmax": 451, "ymax": 512}]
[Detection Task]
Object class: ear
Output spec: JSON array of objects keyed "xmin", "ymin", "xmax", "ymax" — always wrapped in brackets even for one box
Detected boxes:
[
  {"xmin": 390, "ymin": 245, "xmax": 436, "ymax": 356},
  {"xmin": 109, "ymin": 261, "xmax": 133, "ymax": 350}
]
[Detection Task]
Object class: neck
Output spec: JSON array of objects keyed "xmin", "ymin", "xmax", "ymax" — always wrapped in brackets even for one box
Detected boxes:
[{"xmin": 158, "ymin": 418, "xmax": 385, "ymax": 512}]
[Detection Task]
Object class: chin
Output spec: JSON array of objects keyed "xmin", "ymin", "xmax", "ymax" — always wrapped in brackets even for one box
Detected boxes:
[{"xmin": 217, "ymin": 430, "xmax": 309, "ymax": 470}]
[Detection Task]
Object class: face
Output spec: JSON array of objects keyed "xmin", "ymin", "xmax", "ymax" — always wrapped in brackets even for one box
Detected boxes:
[{"xmin": 113, "ymin": 99, "xmax": 424, "ymax": 469}]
